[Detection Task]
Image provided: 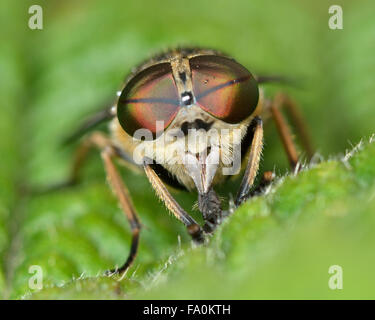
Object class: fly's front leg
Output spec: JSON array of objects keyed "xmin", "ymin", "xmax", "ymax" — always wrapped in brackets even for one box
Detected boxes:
[
  {"xmin": 235, "ymin": 116, "xmax": 264, "ymax": 206},
  {"xmin": 143, "ymin": 160, "xmax": 205, "ymax": 243}
]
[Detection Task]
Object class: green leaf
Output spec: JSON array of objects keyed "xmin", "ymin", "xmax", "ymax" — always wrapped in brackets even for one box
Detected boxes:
[{"xmin": 26, "ymin": 139, "xmax": 375, "ymax": 299}]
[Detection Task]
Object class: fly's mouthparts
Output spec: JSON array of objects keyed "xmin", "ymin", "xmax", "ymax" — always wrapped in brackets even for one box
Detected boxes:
[{"xmin": 183, "ymin": 146, "xmax": 220, "ymax": 194}]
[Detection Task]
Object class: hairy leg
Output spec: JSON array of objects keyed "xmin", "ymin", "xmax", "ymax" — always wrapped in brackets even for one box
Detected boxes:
[
  {"xmin": 235, "ymin": 116, "xmax": 264, "ymax": 206},
  {"xmin": 143, "ymin": 160, "xmax": 205, "ymax": 243}
]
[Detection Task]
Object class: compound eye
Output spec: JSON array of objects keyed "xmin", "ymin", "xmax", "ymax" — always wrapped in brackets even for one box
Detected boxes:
[
  {"xmin": 190, "ymin": 55, "xmax": 259, "ymax": 123},
  {"xmin": 117, "ymin": 63, "xmax": 180, "ymax": 139}
]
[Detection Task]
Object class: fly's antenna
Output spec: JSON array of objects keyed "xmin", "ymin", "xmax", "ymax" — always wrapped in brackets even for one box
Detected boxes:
[
  {"xmin": 256, "ymin": 75, "xmax": 304, "ymax": 88},
  {"xmin": 62, "ymin": 105, "xmax": 116, "ymax": 145}
]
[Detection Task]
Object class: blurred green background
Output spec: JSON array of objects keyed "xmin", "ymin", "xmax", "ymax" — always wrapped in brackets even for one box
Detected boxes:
[{"xmin": 0, "ymin": 0, "xmax": 374, "ymax": 299}]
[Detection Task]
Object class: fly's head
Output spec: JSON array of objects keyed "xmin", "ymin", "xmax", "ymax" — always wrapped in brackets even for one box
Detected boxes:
[{"xmin": 116, "ymin": 49, "xmax": 260, "ymax": 193}]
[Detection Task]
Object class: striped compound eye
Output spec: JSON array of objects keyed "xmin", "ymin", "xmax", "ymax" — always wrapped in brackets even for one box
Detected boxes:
[
  {"xmin": 190, "ymin": 55, "xmax": 259, "ymax": 124},
  {"xmin": 117, "ymin": 63, "xmax": 180, "ymax": 139}
]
